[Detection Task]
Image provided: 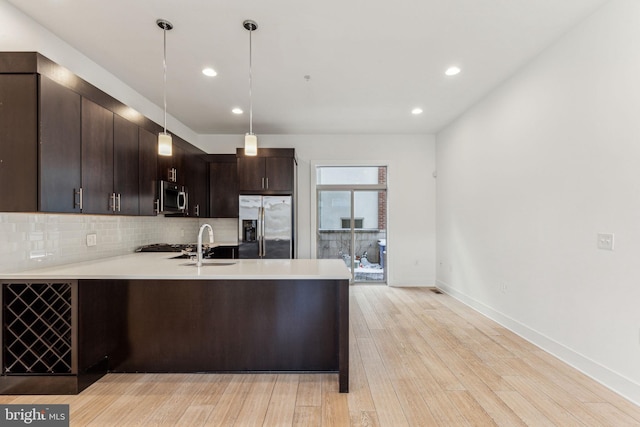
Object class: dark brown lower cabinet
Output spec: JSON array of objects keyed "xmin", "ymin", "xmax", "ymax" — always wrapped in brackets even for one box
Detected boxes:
[
  {"xmin": 209, "ymin": 245, "xmax": 238, "ymax": 259},
  {"xmin": 0, "ymin": 278, "xmax": 349, "ymax": 394}
]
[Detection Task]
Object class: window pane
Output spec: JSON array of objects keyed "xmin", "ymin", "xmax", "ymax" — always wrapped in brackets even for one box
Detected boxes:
[
  {"xmin": 317, "ymin": 166, "xmax": 384, "ymax": 185},
  {"xmin": 318, "ymin": 191, "xmax": 350, "ymax": 230}
]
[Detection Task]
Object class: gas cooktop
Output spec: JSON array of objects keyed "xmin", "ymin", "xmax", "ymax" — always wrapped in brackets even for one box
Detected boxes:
[{"xmin": 136, "ymin": 243, "xmax": 195, "ymax": 253}]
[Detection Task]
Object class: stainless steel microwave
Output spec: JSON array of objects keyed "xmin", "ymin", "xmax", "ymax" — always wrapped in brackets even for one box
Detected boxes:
[{"xmin": 158, "ymin": 180, "xmax": 188, "ymax": 214}]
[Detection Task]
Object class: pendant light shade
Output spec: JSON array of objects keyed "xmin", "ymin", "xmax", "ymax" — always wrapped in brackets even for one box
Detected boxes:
[
  {"xmin": 157, "ymin": 18, "xmax": 173, "ymax": 156},
  {"xmin": 244, "ymin": 19, "xmax": 258, "ymax": 156},
  {"xmin": 244, "ymin": 133, "xmax": 257, "ymax": 156},
  {"xmin": 158, "ymin": 132, "xmax": 172, "ymax": 156}
]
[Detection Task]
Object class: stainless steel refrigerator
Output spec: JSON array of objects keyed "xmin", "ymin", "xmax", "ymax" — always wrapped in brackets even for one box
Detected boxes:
[{"xmin": 238, "ymin": 195, "xmax": 293, "ymax": 259}]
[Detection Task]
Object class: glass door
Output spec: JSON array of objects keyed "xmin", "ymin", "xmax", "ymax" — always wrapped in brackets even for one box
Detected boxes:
[
  {"xmin": 352, "ymin": 189, "xmax": 386, "ymax": 283},
  {"xmin": 316, "ymin": 166, "xmax": 387, "ymax": 283},
  {"xmin": 317, "ymin": 190, "xmax": 355, "ymax": 276}
]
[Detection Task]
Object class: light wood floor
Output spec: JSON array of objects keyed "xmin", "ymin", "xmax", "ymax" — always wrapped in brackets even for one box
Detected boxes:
[{"xmin": 2, "ymin": 285, "xmax": 640, "ymax": 426}]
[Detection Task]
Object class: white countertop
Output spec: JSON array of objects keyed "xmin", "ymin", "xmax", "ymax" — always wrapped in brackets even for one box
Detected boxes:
[{"xmin": 0, "ymin": 253, "xmax": 352, "ymax": 281}]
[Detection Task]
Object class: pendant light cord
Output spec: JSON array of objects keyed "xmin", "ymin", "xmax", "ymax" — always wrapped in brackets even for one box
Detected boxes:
[
  {"xmin": 249, "ymin": 25, "xmax": 253, "ymax": 135},
  {"xmin": 163, "ymin": 26, "xmax": 168, "ymax": 134}
]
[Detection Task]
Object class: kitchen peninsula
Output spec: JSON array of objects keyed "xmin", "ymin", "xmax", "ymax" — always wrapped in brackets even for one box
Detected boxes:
[{"xmin": 0, "ymin": 255, "xmax": 351, "ymax": 395}]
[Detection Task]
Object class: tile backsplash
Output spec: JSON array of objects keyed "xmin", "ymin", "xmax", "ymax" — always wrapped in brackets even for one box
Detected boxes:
[{"xmin": 0, "ymin": 213, "xmax": 238, "ymax": 273}]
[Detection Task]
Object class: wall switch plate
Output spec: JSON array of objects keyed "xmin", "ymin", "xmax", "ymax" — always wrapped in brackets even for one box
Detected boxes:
[
  {"xmin": 86, "ymin": 233, "xmax": 97, "ymax": 247},
  {"xmin": 597, "ymin": 233, "xmax": 614, "ymax": 250}
]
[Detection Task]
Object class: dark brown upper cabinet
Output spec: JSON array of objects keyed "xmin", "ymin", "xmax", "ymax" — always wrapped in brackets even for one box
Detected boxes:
[
  {"xmin": 40, "ymin": 75, "xmax": 82, "ymax": 213},
  {"xmin": 81, "ymin": 98, "xmax": 114, "ymax": 214},
  {"xmin": 113, "ymin": 115, "xmax": 140, "ymax": 215},
  {"xmin": 138, "ymin": 127, "xmax": 158, "ymax": 216},
  {"xmin": 0, "ymin": 74, "xmax": 39, "ymax": 212},
  {"xmin": 158, "ymin": 135, "xmax": 211, "ymax": 218},
  {"xmin": 0, "ymin": 73, "xmax": 83, "ymax": 213},
  {"xmin": 82, "ymin": 102, "xmax": 142, "ymax": 215},
  {"xmin": 157, "ymin": 142, "xmax": 184, "ymax": 184},
  {"xmin": 184, "ymin": 153, "xmax": 209, "ymax": 218},
  {"xmin": 208, "ymin": 154, "xmax": 238, "ymax": 218},
  {"xmin": 236, "ymin": 148, "xmax": 295, "ymax": 194},
  {"xmin": 0, "ymin": 52, "xmax": 208, "ymax": 216}
]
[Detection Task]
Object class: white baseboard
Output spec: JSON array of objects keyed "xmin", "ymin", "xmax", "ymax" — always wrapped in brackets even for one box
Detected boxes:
[{"xmin": 436, "ymin": 279, "xmax": 640, "ymax": 406}]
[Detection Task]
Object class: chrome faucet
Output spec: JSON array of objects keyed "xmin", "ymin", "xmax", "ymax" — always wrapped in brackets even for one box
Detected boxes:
[{"xmin": 197, "ymin": 223, "xmax": 214, "ymax": 267}]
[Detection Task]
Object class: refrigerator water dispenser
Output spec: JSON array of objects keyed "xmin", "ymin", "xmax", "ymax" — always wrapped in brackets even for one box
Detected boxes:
[{"xmin": 243, "ymin": 220, "xmax": 257, "ymax": 242}]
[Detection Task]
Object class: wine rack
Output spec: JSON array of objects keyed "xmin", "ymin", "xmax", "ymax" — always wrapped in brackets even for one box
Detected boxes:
[{"xmin": 2, "ymin": 282, "xmax": 73, "ymax": 374}]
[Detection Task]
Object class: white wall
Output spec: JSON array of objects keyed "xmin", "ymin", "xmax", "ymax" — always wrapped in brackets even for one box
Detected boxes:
[
  {"xmin": 199, "ymin": 134, "xmax": 437, "ymax": 286},
  {"xmin": 436, "ymin": 0, "xmax": 640, "ymax": 404}
]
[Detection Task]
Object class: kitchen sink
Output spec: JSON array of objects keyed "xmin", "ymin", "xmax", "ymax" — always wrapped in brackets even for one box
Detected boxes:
[{"xmin": 171, "ymin": 250, "xmax": 217, "ymax": 260}]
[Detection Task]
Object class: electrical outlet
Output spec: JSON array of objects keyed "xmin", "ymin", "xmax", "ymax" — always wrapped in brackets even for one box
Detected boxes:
[
  {"xmin": 500, "ymin": 282, "xmax": 508, "ymax": 294},
  {"xmin": 86, "ymin": 233, "xmax": 97, "ymax": 247},
  {"xmin": 597, "ymin": 233, "xmax": 614, "ymax": 250}
]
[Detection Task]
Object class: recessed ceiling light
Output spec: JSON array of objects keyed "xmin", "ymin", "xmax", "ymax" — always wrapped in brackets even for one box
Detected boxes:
[
  {"xmin": 411, "ymin": 108, "xmax": 423, "ymax": 115},
  {"xmin": 202, "ymin": 67, "xmax": 217, "ymax": 77},
  {"xmin": 232, "ymin": 108, "xmax": 243, "ymax": 114},
  {"xmin": 445, "ymin": 66, "xmax": 461, "ymax": 76}
]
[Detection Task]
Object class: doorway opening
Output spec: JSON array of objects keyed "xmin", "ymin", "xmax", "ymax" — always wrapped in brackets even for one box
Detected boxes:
[{"xmin": 315, "ymin": 166, "xmax": 387, "ymax": 283}]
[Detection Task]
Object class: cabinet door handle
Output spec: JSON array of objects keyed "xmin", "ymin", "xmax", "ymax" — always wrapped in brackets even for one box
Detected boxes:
[
  {"xmin": 154, "ymin": 199, "xmax": 160, "ymax": 214},
  {"xmin": 117, "ymin": 193, "xmax": 121, "ymax": 212},
  {"xmin": 266, "ymin": 177, "xmax": 269, "ymax": 189},
  {"xmin": 110, "ymin": 193, "xmax": 116, "ymax": 212},
  {"xmin": 260, "ymin": 207, "xmax": 266, "ymax": 257},
  {"xmin": 261, "ymin": 177, "xmax": 265, "ymax": 189},
  {"xmin": 195, "ymin": 204, "xmax": 200, "ymax": 217},
  {"xmin": 75, "ymin": 188, "xmax": 83, "ymax": 210}
]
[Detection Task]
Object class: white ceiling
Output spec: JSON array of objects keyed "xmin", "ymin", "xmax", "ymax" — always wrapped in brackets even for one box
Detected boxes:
[{"xmin": 7, "ymin": 0, "xmax": 608, "ymax": 135}]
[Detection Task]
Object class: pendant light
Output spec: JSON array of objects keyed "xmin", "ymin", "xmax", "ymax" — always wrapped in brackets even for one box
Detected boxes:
[
  {"xmin": 157, "ymin": 18, "xmax": 173, "ymax": 156},
  {"xmin": 243, "ymin": 19, "xmax": 258, "ymax": 156}
]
